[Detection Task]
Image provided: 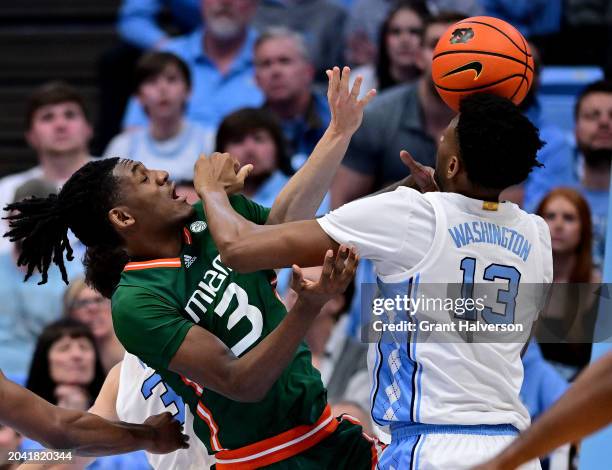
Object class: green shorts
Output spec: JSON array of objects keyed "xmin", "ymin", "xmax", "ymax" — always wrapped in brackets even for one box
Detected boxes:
[{"xmin": 264, "ymin": 417, "xmax": 379, "ymax": 469}]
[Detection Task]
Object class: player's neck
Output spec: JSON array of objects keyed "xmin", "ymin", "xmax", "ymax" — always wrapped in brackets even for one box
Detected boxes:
[
  {"xmin": 553, "ymin": 252, "xmax": 576, "ymax": 282},
  {"xmin": 150, "ymin": 117, "xmax": 184, "ymax": 141},
  {"xmin": 125, "ymin": 225, "xmax": 185, "ymax": 261},
  {"xmin": 582, "ymin": 162, "xmax": 611, "ymax": 191},
  {"xmin": 38, "ymin": 150, "xmax": 90, "ymax": 183}
]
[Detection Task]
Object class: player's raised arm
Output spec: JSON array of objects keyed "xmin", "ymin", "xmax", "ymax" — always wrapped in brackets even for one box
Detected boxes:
[
  {"xmin": 473, "ymin": 352, "xmax": 612, "ymax": 470},
  {"xmin": 195, "ymin": 153, "xmax": 338, "ymax": 271},
  {"xmin": 0, "ymin": 369, "xmax": 188, "ymax": 457},
  {"xmin": 265, "ymin": 66, "xmax": 375, "ymax": 224},
  {"xmin": 167, "ymin": 247, "xmax": 357, "ymax": 402}
]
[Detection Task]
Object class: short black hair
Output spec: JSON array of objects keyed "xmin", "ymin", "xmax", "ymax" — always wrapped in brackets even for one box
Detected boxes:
[
  {"xmin": 215, "ymin": 107, "xmax": 292, "ymax": 175},
  {"xmin": 25, "ymin": 81, "xmax": 89, "ymax": 130},
  {"xmin": 456, "ymin": 93, "xmax": 544, "ymax": 190},
  {"xmin": 574, "ymin": 80, "xmax": 612, "ymax": 118},
  {"xmin": 134, "ymin": 51, "xmax": 192, "ymax": 91}
]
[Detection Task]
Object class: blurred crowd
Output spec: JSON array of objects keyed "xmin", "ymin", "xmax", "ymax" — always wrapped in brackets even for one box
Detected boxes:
[{"xmin": 1, "ymin": 0, "xmax": 612, "ymax": 468}]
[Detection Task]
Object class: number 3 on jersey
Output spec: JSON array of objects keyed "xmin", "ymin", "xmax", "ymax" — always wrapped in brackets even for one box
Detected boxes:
[
  {"xmin": 214, "ymin": 282, "xmax": 263, "ymax": 356},
  {"xmin": 458, "ymin": 257, "xmax": 521, "ymax": 324}
]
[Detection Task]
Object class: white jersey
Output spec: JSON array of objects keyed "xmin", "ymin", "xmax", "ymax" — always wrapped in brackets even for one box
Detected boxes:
[
  {"xmin": 116, "ymin": 352, "xmax": 213, "ymax": 469},
  {"xmin": 318, "ymin": 187, "xmax": 553, "ymax": 432}
]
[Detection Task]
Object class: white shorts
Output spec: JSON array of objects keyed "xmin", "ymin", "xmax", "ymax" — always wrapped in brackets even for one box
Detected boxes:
[{"xmin": 378, "ymin": 424, "xmax": 541, "ymax": 470}]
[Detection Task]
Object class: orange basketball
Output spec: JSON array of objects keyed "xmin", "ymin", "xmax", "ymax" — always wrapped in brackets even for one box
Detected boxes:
[{"xmin": 431, "ymin": 16, "xmax": 534, "ymax": 112}]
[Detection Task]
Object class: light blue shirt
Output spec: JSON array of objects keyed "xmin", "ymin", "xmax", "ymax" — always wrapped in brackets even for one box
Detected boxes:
[
  {"xmin": 522, "ymin": 101, "xmax": 578, "ymax": 214},
  {"xmin": 579, "ymin": 186, "xmax": 608, "ymax": 269},
  {"xmin": 117, "ymin": 0, "xmax": 201, "ymax": 49},
  {"xmin": 123, "ymin": 27, "xmax": 264, "ymax": 130},
  {"xmin": 0, "ymin": 253, "xmax": 84, "ymax": 381}
]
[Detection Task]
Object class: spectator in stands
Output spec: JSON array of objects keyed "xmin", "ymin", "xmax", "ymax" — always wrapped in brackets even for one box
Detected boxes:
[
  {"xmin": 96, "ymin": 0, "xmax": 202, "ymax": 153},
  {"xmin": 573, "ymin": 80, "xmax": 612, "ymax": 268},
  {"xmin": 122, "ymin": 0, "xmax": 263, "ymax": 133},
  {"xmin": 536, "ymin": 188, "xmax": 600, "ymax": 377},
  {"xmin": 64, "ymin": 279, "xmax": 124, "ymax": 374},
  {"xmin": 253, "ymin": 0, "xmax": 348, "ymax": 84},
  {"xmin": 504, "ymin": 44, "xmax": 576, "ymax": 213},
  {"xmin": 24, "ymin": 319, "xmax": 150, "ymax": 469},
  {"xmin": 104, "ymin": 52, "xmax": 213, "ymax": 181},
  {"xmin": 331, "ymin": 11, "xmax": 463, "ymax": 207},
  {"xmin": 345, "ymin": 0, "xmax": 481, "ymax": 67},
  {"xmin": 0, "ymin": 424, "xmax": 22, "ymax": 469},
  {"xmin": 118, "ymin": 0, "xmax": 201, "ymax": 51},
  {"xmin": 480, "ymin": 0, "xmax": 561, "ymax": 39},
  {"xmin": 215, "ymin": 107, "xmax": 291, "ymax": 206},
  {"xmin": 0, "ymin": 82, "xmax": 94, "ymax": 254},
  {"xmin": 254, "ymin": 27, "xmax": 331, "ymax": 171},
  {"xmin": 0, "ymin": 179, "xmax": 83, "ymax": 383},
  {"xmin": 350, "ymin": 1, "xmax": 429, "ymax": 97},
  {"xmin": 26, "ymin": 319, "xmax": 105, "ymax": 410}
]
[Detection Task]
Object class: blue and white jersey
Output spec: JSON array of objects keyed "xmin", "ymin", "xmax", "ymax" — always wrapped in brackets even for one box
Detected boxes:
[
  {"xmin": 318, "ymin": 187, "xmax": 553, "ymax": 432},
  {"xmin": 117, "ymin": 352, "xmax": 213, "ymax": 469}
]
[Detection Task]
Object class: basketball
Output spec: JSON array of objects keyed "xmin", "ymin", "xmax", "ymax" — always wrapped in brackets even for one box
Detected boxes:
[{"xmin": 431, "ymin": 16, "xmax": 534, "ymax": 112}]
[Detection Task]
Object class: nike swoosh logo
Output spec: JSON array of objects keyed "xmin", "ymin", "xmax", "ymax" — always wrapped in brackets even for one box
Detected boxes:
[{"xmin": 442, "ymin": 61, "xmax": 483, "ymax": 80}]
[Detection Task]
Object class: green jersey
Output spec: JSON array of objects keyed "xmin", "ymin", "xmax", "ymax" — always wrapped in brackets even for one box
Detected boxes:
[{"xmin": 112, "ymin": 196, "xmax": 327, "ymax": 454}]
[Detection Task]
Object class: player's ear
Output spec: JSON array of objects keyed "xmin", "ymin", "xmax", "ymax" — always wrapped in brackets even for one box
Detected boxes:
[
  {"xmin": 108, "ymin": 207, "xmax": 136, "ymax": 231},
  {"xmin": 447, "ymin": 154, "xmax": 461, "ymax": 179}
]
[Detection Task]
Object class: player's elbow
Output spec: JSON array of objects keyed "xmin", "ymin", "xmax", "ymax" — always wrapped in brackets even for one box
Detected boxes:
[{"xmin": 218, "ymin": 243, "xmax": 256, "ymax": 273}]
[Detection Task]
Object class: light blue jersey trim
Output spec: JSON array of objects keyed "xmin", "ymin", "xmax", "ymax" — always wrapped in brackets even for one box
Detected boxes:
[{"xmin": 392, "ymin": 423, "xmax": 520, "ymax": 441}]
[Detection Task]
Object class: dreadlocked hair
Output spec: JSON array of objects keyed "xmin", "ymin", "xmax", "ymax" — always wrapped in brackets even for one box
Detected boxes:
[{"xmin": 4, "ymin": 157, "xmax": 129, "ymax": 298}]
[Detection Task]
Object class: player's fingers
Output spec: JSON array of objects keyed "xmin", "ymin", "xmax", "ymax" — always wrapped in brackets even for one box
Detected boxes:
[
  {"xmin": 350, "ymin": 74, "xmax": 363, "ymax": 99},
  {"xmin": 340, "ymin": 66, "xmax": 351, "ymax": 95},
  {"xmin": 290, "ymin": 264, "xmax": 304, "ymax": 290},
  {"xmin": 326, "ymin": 69, "xmax": 333, "ymax": 98},
  {"xmin": 358, "ymin": 88, "xmax": 377, "ymax": 108},
  {"xmin": 236, "ymin": 164, "xmax": 253, "ymax": 183},
  {"xmin": 332, "ymin": 66, "xmax": 341, "ymax": 96},
  {"xmin": 321, "ymin": 249, "xmax": 334, "ymax": 280},
  {"xmin": 399, "ymin": 149, "xmax": 420, "ymax": 172},
  {"xmin": 333, "ymin": 244, "xmax": 349, "ymax": 274},
  {"xmin": 340, "ymin": 248, "xmax": 358, "ymax": 281}
]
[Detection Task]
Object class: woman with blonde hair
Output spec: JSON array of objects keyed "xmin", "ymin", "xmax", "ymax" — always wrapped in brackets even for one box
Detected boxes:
[{"xmin": 64, "ymin": 279, "xmax": 124, "ymax": 372}]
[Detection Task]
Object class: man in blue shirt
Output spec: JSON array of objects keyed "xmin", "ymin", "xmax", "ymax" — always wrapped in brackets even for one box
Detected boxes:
[
  {"xmin": 573, "ymin": 80, "xmax": 612, "ymax": 268},
  {"xmin": 123, "ymin": 0, "xmax": 264, "ymax": 132},
  {"xmin": 254, "ymin": 27, "xmax": 331, "ymax": 172}
]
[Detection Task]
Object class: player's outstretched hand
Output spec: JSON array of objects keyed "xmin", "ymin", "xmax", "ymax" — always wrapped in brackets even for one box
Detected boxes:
[
  {"xmin": 290, "ymin": 244, "xmax": 358, "ymax": 309},
  {"xmin": 327, "ymin": 66, "xmax": 376, "ymax": 137},
  {"xmin": 400, "ymin": 149, "xmax": 439, "ymax": 193},
  {"xmin": 194, "ymin": 152, "xmax": 253, "ymax": 196},
  {"xmin": 143, "ymin": 412, "xmax": 190, "ymax": 454}
]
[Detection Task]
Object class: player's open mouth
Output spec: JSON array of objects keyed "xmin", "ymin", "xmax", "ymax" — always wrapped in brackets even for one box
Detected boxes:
[{"xmin": 170, "ymin": 183, "xmax": 187, "ymax": 203}]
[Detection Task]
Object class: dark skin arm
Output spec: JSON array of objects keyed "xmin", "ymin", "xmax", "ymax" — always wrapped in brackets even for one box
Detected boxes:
[
  {"xmin": 194, "ymin": 150, "xmax": 437, "ymax": 273},
  {"xmin": 0, "ymin": 370, "xmax": 188, "ymax": 456},
  {"xmin": 168, "ymin": 247, "xmax": 358, "ymax": 402},
  {"xmin": 473, "ymin": 352, "xmax": 612, "ymax": 470}
]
